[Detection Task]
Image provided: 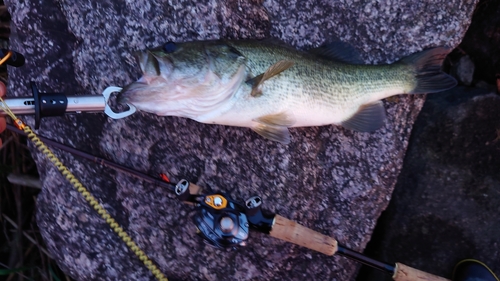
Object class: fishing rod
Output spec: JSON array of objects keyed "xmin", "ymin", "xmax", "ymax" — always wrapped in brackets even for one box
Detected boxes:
[
  {"xmin": 6, "ymin": 123, "xmax": 449, "ymax": 281},
  {"xmin": 5, "ymin": 123, "xmax": 174, "ymax": 192}
]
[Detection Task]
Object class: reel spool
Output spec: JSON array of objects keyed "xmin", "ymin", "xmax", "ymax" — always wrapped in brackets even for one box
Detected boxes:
[{"xmin": 193, "ymin": 194, "xmax": 250, "ymax": 249}]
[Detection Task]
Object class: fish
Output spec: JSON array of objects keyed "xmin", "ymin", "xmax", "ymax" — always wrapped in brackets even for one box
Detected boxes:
[{"xmin": 118, "ymin": 39, "xmax": 457, "ymax": 144}]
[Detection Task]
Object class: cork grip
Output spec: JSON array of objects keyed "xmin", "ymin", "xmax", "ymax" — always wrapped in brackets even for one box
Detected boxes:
[
  {"xmin": 269, "ymin": 214, "xmax": 338, "ymax": 256},
  {"xmin": 393, "ymin": 263, "xmax": 451, "ymax": 281}
]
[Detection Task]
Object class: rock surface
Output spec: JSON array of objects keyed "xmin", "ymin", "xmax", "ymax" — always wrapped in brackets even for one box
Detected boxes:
[
  {"xmin": 5, "ymin": 0, "xmax": 476, "ymax": 280},
  {"xmin": 358, "ymin": 86, "xmax": 500, "ymax": 280}
]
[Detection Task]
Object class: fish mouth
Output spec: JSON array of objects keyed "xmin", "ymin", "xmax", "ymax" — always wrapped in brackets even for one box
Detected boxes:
[
  {"xmin": 116, "ymin": 81, "xmax": 148, "ymax": 105},
  {"xmin": 118, "ymin": 48, "xmax": 168, "ymax": 105}
]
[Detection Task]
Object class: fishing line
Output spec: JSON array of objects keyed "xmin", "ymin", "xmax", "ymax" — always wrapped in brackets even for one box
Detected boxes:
[{"xmin": 5, "ymin": 123, "xmax": 176, "ymax": 192}]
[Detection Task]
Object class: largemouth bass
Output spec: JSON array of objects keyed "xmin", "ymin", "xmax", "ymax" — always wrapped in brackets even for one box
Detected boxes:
[{"xmin": 118, "ymin": 40, "xmax": 456, "ymax": 144}]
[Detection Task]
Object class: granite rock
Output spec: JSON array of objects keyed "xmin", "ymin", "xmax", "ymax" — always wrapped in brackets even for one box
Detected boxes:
[{"xmin": 5, "ymin": 0, "xmax": 477, "ymax": 280}]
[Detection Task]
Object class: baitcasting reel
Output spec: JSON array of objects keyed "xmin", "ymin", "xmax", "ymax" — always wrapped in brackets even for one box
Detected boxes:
[{"xmin": 175, "ymin": 180, "xmax": 254, "ymax": 248}]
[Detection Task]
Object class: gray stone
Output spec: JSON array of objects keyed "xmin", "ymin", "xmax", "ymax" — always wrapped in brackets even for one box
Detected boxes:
[
  {"xmin": 359, "ymin": 86, "xmax": 500, "ymax": 280},
  {"xmin": 5, "ymin": 0, "xmax": 476, "ymax": 280}
]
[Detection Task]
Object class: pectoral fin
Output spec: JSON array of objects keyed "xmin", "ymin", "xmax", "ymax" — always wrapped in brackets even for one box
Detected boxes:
[
  {"xmin": 252, "ymin": 124, "xmax": 291, "ymax": 144},
  {"xmin": 251, "ymin": 112, "xmax": 296, "ymax": 144},
  {"xmin": 246, "ymin": 60, "xmax": 295, "ymax": 97},
  {"xmin": 256, "ymin": 112, "xmax": 296, "ymax": 127},
  {"xmin": 341, "ymin": 102, "xmax": 386, "ymax": 132}
]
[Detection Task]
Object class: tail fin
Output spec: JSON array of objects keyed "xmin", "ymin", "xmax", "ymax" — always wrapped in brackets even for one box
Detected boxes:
[{"xmin": 400, "ymin": 47, "xmax": 457, "ymax": 93}]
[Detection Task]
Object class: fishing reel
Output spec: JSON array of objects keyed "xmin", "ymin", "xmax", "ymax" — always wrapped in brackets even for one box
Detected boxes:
[{"xmin": 175, "ymin": 180, "xmax": 251, "ymax": 248}]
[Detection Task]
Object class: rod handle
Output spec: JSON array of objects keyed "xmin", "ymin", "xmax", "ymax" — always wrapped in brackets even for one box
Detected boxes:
[
  {"xmin": 269, "ymin": 214, "xmax": 338, "ymax": 256},
  {"xmin": 393, "ymin": 263, "xmax": 451, "ymax": 281}
]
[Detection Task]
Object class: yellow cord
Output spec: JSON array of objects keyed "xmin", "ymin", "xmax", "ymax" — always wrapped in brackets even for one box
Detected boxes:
[
  {"xmin": 0, "ymin": 50, "xmax": 12, "ymax": 66},
  {"xmin": 0, "ymin": 97, "xmax": 168, "ymax": 281}
]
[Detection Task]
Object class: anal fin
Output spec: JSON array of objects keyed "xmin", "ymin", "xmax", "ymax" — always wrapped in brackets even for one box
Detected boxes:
[{"xmin": 341, "ymin": 102, "xmax": 386, "ymax": 132}]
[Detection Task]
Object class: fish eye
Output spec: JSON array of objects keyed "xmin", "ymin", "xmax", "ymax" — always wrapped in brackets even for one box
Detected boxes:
[{"xmin": 163, "ymin": 42, "xmax": 177, "ymax": 53}]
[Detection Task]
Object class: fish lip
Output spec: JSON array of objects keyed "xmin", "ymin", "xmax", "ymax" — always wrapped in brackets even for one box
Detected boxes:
[
  {"xmin": 116, "ymin": 90, "xmax": 129, "ymax": 104},
  {"xmin": 117, "ymin": 81, "xmax": 147, "ymax": 104}
]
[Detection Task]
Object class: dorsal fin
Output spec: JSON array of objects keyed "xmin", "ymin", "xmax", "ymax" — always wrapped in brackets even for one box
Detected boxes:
[
  {"xmin": 309, "ymin": 41, "xmax": 363, "ymax": 64},
  {"xmin": 246, "ymin": 60, "xmax": 295, "ymax": 97}
]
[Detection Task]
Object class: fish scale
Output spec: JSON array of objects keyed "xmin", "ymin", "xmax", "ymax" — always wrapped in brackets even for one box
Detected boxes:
[{"xmin": 118, "ymin": 39, "xmax": 457, "ymax": 144}]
